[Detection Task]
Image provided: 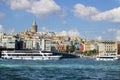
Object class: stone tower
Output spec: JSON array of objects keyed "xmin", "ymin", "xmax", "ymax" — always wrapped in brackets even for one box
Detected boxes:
[{"xmin": 32, "ymin": 21, "xmax": 37, "ymax": 33}]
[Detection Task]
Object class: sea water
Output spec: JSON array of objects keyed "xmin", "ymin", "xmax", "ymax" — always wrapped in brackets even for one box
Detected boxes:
[{"xmin": 0, "ymin": 58, "xmax": 120, "ymax": 80}]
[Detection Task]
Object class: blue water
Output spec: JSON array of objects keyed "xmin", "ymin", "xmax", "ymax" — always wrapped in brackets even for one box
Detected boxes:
[{"xmin": 0, "ymin": 58, "xmax": 120, "ymax": 80}]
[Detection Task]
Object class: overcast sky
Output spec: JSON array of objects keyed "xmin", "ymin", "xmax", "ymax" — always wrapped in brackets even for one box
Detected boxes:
[{"xmin": 0, "ymin": 0, "xmax": 120, "ymax": 41}]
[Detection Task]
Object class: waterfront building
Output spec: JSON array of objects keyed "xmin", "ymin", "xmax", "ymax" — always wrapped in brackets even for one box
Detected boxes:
[
  {"xmin": 98, "ymin": 40, "xmax": 117, "ymax": 54},
  {"xmin": 84, "ymin": 40, "xmax": 98, "ymax": 52},
  {"xmin": 1, "ymin": 34, "xmax": 19, "ymax": 49},
  {"xmin": 17, "ymin": 21, "xmax": 52, "ymax": 51},
  {"xmin": 91, "ymin": 41, "xmax": 98, "ymax": 51},
  {"xmin": 51, "ymin": 36, "xmax": 69, "ymax": 52},
  {"xmin": 80, "ymin": 44, "xmax": 84, "ymax": 53},
  {"xmin": 57, "ymin": 42, "xmax": 66, "ymax": 52},
  {"xmin": 51, "ymin": 42, "xmax": 58, "ymax": 52},
  {"xmin": 71, "ymin": 38, "xmax": 86, "ymax": 55},
  {"xmin": 41, "ymin": 39, "xmax": 51, "ymax": 51},
  {"xmin": 47, "ymin": 32, "xmax": 56, "ymax": 37},
  {"xmin": 20, "ymin": 33, "xmax": 47, "ymax": 50},
  {"xmin": 51, "ymin": 35, "xmax": 86, "ymax": 53},
  {"xmin": 25, "ymin": 40, "xmax": 33, "ymax": 49},
  {"xmin": 0, "ymin": 33, "xmax": 4, "ymax": 40},
  {"xmin": 85, "ymin": 41, "xmax": 91, "ymax": 52},
  {"xmin": 0, "ymin": 41, "xmax": 2, "ymax": 48},
  {"xmin": 117, "ymin": 41, "xmax": 120, "ymax": 54},
  {"xmin": 0, "ymin": 33, "xmax": 3, "ymax": 47},
  {"xmin": 0, "ymin": 21, "xmax": 86, "ymax": 52},
  {"xmin": 84, "ymin": 41, "xmax": 91, "ymax": 52}
]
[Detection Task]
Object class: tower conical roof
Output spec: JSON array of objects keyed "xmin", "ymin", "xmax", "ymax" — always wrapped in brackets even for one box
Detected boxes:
[{"xmin": 32, "ymin": 21, "xmax": 36, "ymax": 26}]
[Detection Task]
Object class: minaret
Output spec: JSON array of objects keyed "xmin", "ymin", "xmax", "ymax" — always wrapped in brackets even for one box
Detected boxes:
[{"xmin": 32, "ymin": 21, "xmax": 37, "ymax": 33}]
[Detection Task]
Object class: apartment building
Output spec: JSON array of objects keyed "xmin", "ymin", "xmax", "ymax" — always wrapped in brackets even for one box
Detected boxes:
[
  {"xmin": 98, "ymin": 40, "xmax": 117, "ymax": 54},
  {"xmin": 1, "ymin": 34, "xmax": 18, "ymax": 49},
  {"xmin": 84, "ymin": 40, "xmax": 98, "ymax": 52}
]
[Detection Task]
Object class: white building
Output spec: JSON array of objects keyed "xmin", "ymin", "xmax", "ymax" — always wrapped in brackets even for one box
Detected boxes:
[
  {"xmin": 1, "ymin": 35, "xmax": 18, "ymax": 49},
  {"xmin": 41, "ymin": 39, "xmax": 51, "ymax": 51},
  {"xmin": 90, "ymin": 42, "xmax": 98, "ymax": 51},
  {"xmin": 98, "ymin": 40, "xmax": 117, "ymax": 54}
]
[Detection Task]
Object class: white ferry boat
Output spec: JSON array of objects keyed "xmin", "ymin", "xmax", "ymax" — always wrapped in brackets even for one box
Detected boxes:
[
  {"xmin": 1, "ymin": 50, "xmax": 62, "ymax": 60},
  {"xmin": 96, "ymin": 53, "xmax": 118, "ymax": 61}
]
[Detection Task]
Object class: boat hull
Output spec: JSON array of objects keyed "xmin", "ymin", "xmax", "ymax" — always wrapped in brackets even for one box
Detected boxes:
[
  {"xmin": 96, "ymin": 58, "xmax": 118, "ymax": 61},
  {"xmin": 1, "ymin": 50, "xmax": 62, "ymax": 60},
  {"xmin": 96, "ymin": 56, "xmax": 118, "ymax": 61},
  {"xmin": 2, "ymin": 56, "xmax": 61, "ymax": 60}
]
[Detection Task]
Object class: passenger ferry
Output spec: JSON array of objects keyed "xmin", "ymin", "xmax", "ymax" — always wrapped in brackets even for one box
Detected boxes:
[
  {"xmin": 1, "ymin": 50, "xmax": 62, "ymax": 60},
  {"xmin": 96, "ymin": 53, "xmax": 118, "ymax": 61}
]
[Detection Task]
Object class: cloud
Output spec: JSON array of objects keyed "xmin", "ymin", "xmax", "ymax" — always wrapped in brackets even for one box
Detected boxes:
[
  {"xmin": 73, "ymin": 4, "xmax": 120, "ymax": 23},
  {"xmin": 40, "ymin": 26, "xmax": 50, "ymax": 32},
  {"xmin": 0, "ymin": 25, "xmax": 4, "ymax": 33},
  {"xmin": 57, "ymin": 30, "xmax": 68, "ymax": 36},
  {"xmin": 7, "ymin": 28, "xmax": 15, "ymax": 34},
  {"xmin": 6, "ymin": 0, "xmax": 61, "ymax": 16},
  {"xmin": 6, "ymin": 0, "xmax": 30, "ymax": 10},
  {"xmin": 92, "ymin": 7, "xmax": 120, "ymax": 22},
  {"xmin": 57, "ymin": 29, "xmax": 80, "ymax": 37},
  {"xmin": 68, "ymin": 29, "xmax": 80, "ymax": 37},
  {"xmin": 116, "ymin": 30, "xmax": 120, "ymax": 41},
  {"xmin": 73, "ymin": 4, "xmax": 99, "ymax": 20},
  {"xmin": 95, "ymin": 36, "xmax": 102, "ymax": 41},
  {"xmin": 0, "ymin": 24, "xmax": 15, "ymax": 33},
  {"xmin": 107, "ymin": 28, "xmax": 120, "ymax": 41},
  {"xmin": 39, "ymin": 27, "xmax": 80, "ymax": 37},
  {"xmin": 29, "ymin": 0, "xmax": 61, "ymax": 16}
]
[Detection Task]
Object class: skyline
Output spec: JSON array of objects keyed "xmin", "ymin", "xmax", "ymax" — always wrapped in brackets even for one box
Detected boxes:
[{"xmin": 0, "ymin": 0, "xmax": 120, "ymax": 41}]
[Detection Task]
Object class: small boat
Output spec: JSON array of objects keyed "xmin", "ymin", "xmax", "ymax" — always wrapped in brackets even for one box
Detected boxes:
[
  {"xmin": 1, "ymin": 50, "xmax": 62, "ymax": 60},
  {"xmin": 96, "ymin": 53, "xmax": 118, "ymax": 61}
]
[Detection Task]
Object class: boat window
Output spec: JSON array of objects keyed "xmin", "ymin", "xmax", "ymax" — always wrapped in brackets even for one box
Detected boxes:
[
  {"xmin": 8, "ymin": 54, "xmax": 12, "ymax": 56},
  {"xmin": 2, "ymin": 54, "xmax": 5, "ymax": 56},
  {"xmin": 7, "ymin": 54, "xmax": 42, "ymax": 56},
  {"xmin": 44, "ymin": 54, "xmax": 47, "ymax": 56},
  {"xmin": 111, "ymin": 54, "xmax": 116, "ymax": 56},
  {"xmin": 9, "ymin": 42, "xmax": 15, "ymax": 44},
  {"xmin": 100, "ymin": 57, "xmax": 115, "ymax": 58}
]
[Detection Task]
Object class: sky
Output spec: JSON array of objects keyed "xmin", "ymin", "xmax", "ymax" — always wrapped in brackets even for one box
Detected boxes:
[{"xmin": 0, "ymin": 0, "xmax": 120, "ymax": 41}]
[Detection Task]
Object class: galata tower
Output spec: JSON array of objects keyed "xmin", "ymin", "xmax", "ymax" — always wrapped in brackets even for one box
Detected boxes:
[{"xmin": 32, "ymin": 21, "xmax": 37, "ymax": 33}]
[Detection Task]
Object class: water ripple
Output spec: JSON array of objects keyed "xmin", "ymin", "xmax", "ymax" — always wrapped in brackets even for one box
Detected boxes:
[{"xmin": 0, "ymin": 58, "xmax": 120, "ymax": 80}]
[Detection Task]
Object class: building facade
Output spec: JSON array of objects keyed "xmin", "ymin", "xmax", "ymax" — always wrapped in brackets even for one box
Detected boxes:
[
  {"xmin": 98, "ymin": 40, "xmax": 117, "ymax": 54},
  {"xmin": 0, "ymin": 21, "xmax": 87, "ymax": 53},
  {"xmin": 84, "ymin": 40, "xmax": 98, "ymax": 52},
  {"xmin": 117, "ymin": 41, "xmax": 120, "ymax": 54},
  {"xmin": 1, "ymin": 34, "xmax": 18, "ymax": 49}
]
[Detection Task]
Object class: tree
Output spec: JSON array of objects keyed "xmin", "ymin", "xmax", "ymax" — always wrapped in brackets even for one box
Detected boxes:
[
  {"xmin": 84, "ymin": 49, "xmax": 98, "ymax": 56},
  {"xmin": 66, "ymin": 45, "xmax": 75, "ymax": 53}
]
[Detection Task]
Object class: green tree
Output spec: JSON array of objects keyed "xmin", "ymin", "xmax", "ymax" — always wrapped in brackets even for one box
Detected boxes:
[
  {"xmin": 84, "ymin": 49, "xmax": 98, "ymax": 56},
  {"xmin": 66, "ymin": 45, "xmax": 75, "ymax": 53}
]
